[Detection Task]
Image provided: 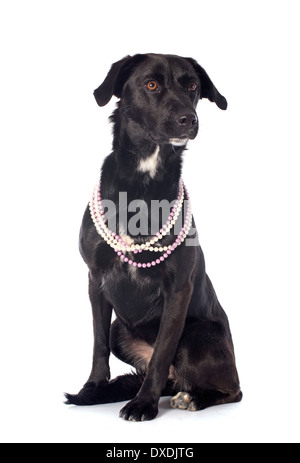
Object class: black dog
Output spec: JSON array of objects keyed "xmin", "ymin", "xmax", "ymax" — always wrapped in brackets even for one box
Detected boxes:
[{"xmin": 65, "ymin": 54, "xmax": 242, "ymax": 421}]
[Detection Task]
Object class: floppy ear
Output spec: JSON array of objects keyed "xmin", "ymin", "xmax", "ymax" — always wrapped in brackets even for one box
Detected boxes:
[
  {"xmin": 93, "ymin": 56, "xmax": 131, "ymax": 106},
  {"xmin": 93, "ymin": 54, "xmax": 146, "ymax": 106},
  {"xmin": 186, "ymin": 58, "xmax": 228, "ymax": 110}
]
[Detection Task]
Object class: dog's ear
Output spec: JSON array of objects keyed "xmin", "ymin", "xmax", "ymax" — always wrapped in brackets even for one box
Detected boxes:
[
  {"xmin": 93, "ymin": 56, "xmax": 131, "ymax": 106},
  {"xmin": 94, "ymin": 55, "xmax": 146, "ymax": 106},
  {"xmin": 186, "ymin": 58, "xmax": 227, "ymax": 110}
]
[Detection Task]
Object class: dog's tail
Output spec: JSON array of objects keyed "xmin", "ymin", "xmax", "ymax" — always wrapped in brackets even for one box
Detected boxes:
[{"xmin": 64, "ymin": 373, "xmax": 145, "ymax": 406}]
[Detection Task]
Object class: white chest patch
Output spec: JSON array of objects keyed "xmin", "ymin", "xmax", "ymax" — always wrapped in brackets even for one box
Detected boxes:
[
  {"xmin": 137, "ymin": 145, "xmax": 160, "ymax": 178},
  {"xmin": 118, "ymin": 223, "xmax": 134, "ymax": 246}
]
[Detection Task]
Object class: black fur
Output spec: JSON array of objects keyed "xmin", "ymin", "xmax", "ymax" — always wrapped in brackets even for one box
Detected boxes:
[{"xmin": 65, "ymin": 54, "xmax": 242, "ymax": 421}]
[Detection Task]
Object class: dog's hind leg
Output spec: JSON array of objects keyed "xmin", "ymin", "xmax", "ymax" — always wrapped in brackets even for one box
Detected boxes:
[
  {"xmin": 64, "ymin": 372, "xmax": 145, "ymax": 406},
  {"xmin": 109, "ymin": 319, "xmax": 155, "ymax": 373},
  {"xmin": 65, "ymin": 318, "xmax": 175, "ymax": 407},
  {"xmin": 169, "ymin": 318, "xmax": 242, "ymax": 412}
]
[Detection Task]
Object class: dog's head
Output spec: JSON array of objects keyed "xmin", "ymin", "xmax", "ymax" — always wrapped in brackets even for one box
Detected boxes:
[{"xmin": 94, "ymin": 54, "xmax": 227, "ymax": 146}]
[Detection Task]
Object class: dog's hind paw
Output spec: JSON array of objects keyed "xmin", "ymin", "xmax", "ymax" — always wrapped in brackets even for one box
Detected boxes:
[{"xmin": 170, "ymin": 392, "xmax": 198, "ymax": 411}]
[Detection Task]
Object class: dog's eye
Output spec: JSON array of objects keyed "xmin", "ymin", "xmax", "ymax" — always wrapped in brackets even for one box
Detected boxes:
[
  {"xmin": 188, "ymin": 81, "xmax": 197, "ymax": 92},
  {"xmin": 146, "ymin": 80, "xmax": 158, "ymax": 91}
]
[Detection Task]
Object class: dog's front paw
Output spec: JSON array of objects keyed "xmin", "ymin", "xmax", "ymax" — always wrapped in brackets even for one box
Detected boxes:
[{"xmin": 119, "ymin": 397, "xmax": 158, "ymax": 422}]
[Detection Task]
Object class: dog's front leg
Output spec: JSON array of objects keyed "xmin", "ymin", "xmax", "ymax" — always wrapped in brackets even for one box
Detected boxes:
[
  {"xmin": 65, "ymin": 273, "xmax": 113, "ymax": 405},
  {"xmin": 86, "ymin": 273, "xmax": 113, "ymax": 385},
  {"xmin": 119, "ymin": 283, "xmax": 192, "ymax": 421}
]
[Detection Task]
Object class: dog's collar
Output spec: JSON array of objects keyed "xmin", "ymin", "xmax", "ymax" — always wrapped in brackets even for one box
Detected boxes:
[{"xmin": 89, "ymin": 179, "xmax": 192, "ymax": 268}]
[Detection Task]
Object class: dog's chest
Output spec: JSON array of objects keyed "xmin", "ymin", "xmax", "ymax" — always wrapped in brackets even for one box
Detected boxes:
[{"xmin": 103, "ymin": 265, "xmax": 164, "ymax": 326}]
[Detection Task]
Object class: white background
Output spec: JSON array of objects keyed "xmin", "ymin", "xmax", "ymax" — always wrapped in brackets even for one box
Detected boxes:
[{"xmin": 0, "ymin": 0, "xmax": 299, "ymax": 443}]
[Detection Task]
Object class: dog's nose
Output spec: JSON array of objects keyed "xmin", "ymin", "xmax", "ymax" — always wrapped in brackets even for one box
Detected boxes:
[{"xmin": 177, "ymin": 113, "xmax": 198, "ymax": 127}]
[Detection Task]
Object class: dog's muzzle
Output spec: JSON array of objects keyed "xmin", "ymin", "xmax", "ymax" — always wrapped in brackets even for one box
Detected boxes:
[
  {"xmin": 176, "ymin": 113, "xmax": 198, "ymax": 128},
  {"xmin": 176, "ymin": 112, "xmax": 198, "ymax": 140}
]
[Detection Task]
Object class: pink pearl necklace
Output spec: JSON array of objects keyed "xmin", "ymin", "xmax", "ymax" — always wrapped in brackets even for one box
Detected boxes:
[{"xmin": 89, "ymin": 179, "xmax": 193, "ymax": 268}]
